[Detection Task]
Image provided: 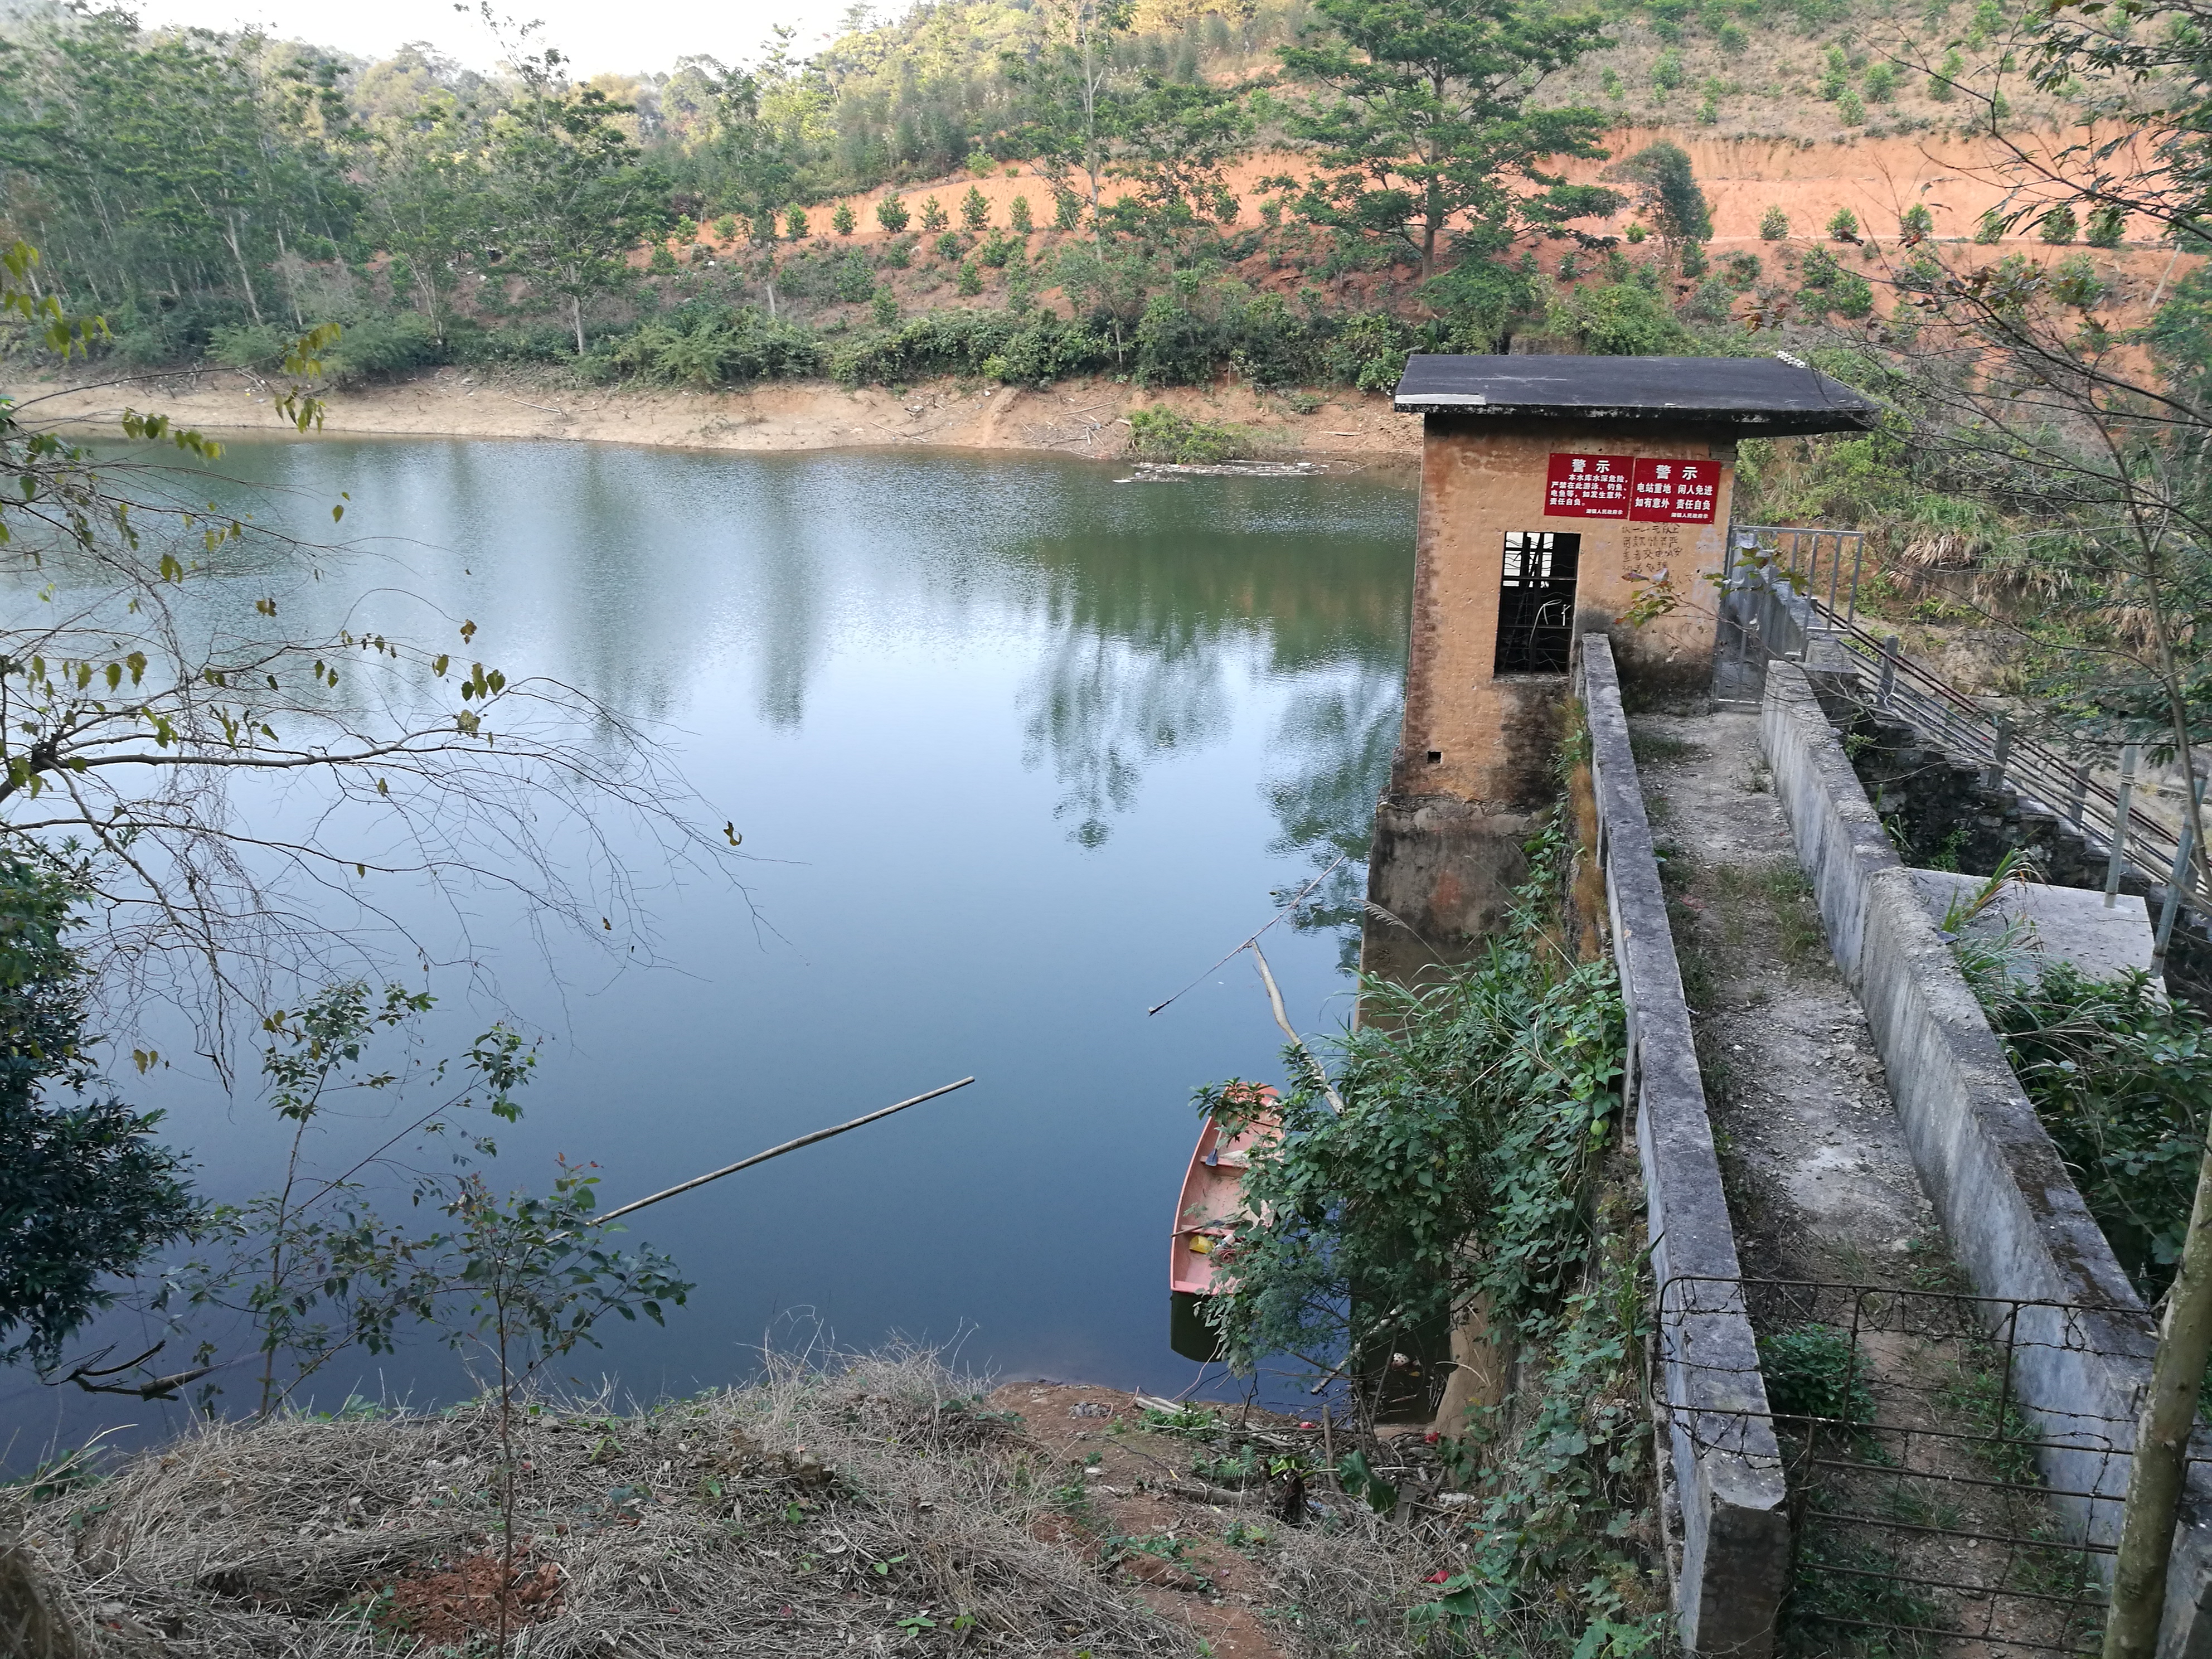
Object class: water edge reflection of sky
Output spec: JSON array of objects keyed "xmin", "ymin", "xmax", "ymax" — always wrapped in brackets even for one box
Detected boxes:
[{"xmin": 0, "ymin": 438, "xmax": 1415, "ymax": 1462}]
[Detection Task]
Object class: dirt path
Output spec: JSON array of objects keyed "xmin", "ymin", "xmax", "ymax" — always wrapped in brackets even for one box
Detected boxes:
[
  {"xmin": 2, "ymin": 367, "xmax": 1422, "ymax": 465},
  {"xmin": 988, "ymin": 1383, "xmax": 1301, "ymax": 1659}
]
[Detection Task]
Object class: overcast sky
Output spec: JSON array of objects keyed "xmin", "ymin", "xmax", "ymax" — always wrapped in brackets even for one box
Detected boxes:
[{"xmin": 128, "ymin": 0, "xmax": 856, "ymax": 77}]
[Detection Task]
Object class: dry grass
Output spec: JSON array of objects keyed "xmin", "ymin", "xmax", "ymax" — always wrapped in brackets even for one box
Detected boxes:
[{"xmin": 1, "ymin": 1350, "xmax": 1213, "ymax": 1658}]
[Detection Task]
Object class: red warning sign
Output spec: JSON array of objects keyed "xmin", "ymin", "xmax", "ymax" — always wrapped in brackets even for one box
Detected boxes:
[
  {"xmin": 1544, "ymin": 452, "xmax": 1631, "ymax": 518},
  {"xmin": 1627, "ymin": 457, "xmax": 1720, "ymax": 524},
  {"xmin": 1545, "ymin": 453, "xmax": 1721, "ymax": 523}
]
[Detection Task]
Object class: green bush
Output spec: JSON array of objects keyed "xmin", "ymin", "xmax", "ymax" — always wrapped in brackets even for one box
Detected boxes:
[
  {"xmin": 458, "ymin": 322, "xmax": 577, "ymax": 365},
  {"xmin": 1681, "ymin": 239, "xmax": 1709, "ymax": 276},
  {"xmin": 1321, "ymin": 309, "xmax": 1416, "ymax": 391},
  {"xmin": 1827, "ymin": 206, "xmax": 1861, "ymax": 240},
  {"xmin": 1900, "ymin": 202, "xmax": 1934, "ymax": 236},
  {"xmin": 1201, "ymin": 814, "xmax": 1625, "ymax": 1381},
  {"xmin": 977, "ymin": 230, "xmax": 1019, "ymax": 269},
  {"xmin": 880, "ymin": 235, "xmax": 915, "ymax": 270},
  {"xmin": 1979, "ymin": 965, "xmax": 2212, "ymax": 1298},
  {"xmin": 1929, "ymin": 47, "xmax": 1963, "ymax": 100},
  {"xmin": 875, "ymin": 196, "xmax": 910, "ymax": 234},
  {"xmin": 1760, "ymin": 205, "xmax": 1790, "ymax": 240},
  {"xmin": 1685, "ymin": 276, "xmax": 1735, "ymax": 322},
  {"xmin": 1725, "ymin": 250, "xmax": 1762, "ymax": 285},
  {"xmin": 1798, "ymin": 249, "xmax": 1874, "ymax": 318},
  {"xmin": 1863, "ymin": 61, "xmax": 1898, "ymax": 102},
  {"xmin": 955, "ymin": 259, "xmax": 983, "ymax": 296},
  {"xmin": 1602, "ymin": 66, "xmax": 1623, "ymax": 100},
  {"xmin": 978, "ymin": 312, "xmax": 1113, "ymax": 384},
  {"xmin": 1718, "ymin": 20, "xmax": 1747, "ymax": 51},
  {"xmin": 961, "ymin": 185, "xmax": 991, "ymax": 231},
  {"xmin": 1652, "ymin": 46, "xmax": 1684, "ymax": 90},
  {"xmin": 320, "ymin": 312, "xmax": 444, "ymax": 384},
  {"xmin": 712, "ymin": 214, "xmax": 738, "ymax": 241},
  {"xmin": 1838, "ymin": 90, "xmax": 1865, "ymax": 125},
  {"xmin": 1126, "ymin": 405, "xmax": 1245, "ymax": 462},
  {"xmin": 1009, "ymin": 195, "xmax": 1033, "ymax": 234},
  {"xmin": 934, "ymin": 230, "xmax": 967, "ymax": 264},
  {"xmin": 1052, "ymin": 186, "xmax": 1083, "ymax": 230},
  {"xmin": 919, "ymin": 196, "xmax": 948, "ymax": 232},
  {"xmin": 1976, "ymin": 208, "xmax": 2006, "ymax": 244},
  {"xmin": 601, "ymin": 305, "xmax": 823, "ymax": 387},
  {"xmin": 784, "ymin": 204, "xmax": 809, "ymax": 239},
  {"xmin": 207, "ymin": 321, "xmax": 293, "ymax": 369},
  {"xmin": 831, "ymin": 201, "xmax": 856, "ymax": 236},
  {"xmin": 2051, "ymin": 251, "xmax": 2108, "ymax": 307},
  {"xmin": 212, "ymin": 313, "xmax": 445, "ymax": 385},
  {"xmin": 1759, "ymin": 1326, "xmax": 1874, "ymax": 1424},
  {"xmin": 870, "ymin": 288, "xmax": 899, "ymax": 329},
  {"xmin": 2040, "ymin": 205, "xmax": 2079, "ymax": 244},
  {"xmin": 2087, "ymin": 203, "xmax": 2126, "ymax": 247},
  {"xmin": 1830, "ymin": 269, "xmax": 1874, "ymax": 318},
  {"xmin": 1550, "ymin": 278, "xmax": 1699, "ymax": 354}
]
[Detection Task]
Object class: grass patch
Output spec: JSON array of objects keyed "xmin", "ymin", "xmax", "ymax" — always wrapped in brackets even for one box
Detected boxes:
[
  {"xmin": 1126, "ymin": 405, "xmax": 1257, "ymax": 464},
  {"xmin": 1783, "ymin": 1526, "xmax": 1948, "ymax": 1657}
]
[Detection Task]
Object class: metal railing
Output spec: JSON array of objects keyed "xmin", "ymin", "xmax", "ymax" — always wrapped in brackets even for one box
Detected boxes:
[
  {"xmin": 1661, "ymin": 1277, "xmax": 2143, "ymax": 1656},
  {"xmin": 1724, "ymin": 525, "xmax": 2211, "ymax": 921}
]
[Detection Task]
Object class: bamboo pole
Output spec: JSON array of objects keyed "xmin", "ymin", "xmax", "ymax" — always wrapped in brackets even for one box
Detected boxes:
[{"xmin": 595, "ymin": 1078, "xmax": 977, "ymax": 1225}]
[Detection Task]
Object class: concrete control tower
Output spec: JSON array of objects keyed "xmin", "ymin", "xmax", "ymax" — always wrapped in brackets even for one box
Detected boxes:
[{"xmin": 1367, "ymin": 353, "xmax": 1878, "ymax": 984}]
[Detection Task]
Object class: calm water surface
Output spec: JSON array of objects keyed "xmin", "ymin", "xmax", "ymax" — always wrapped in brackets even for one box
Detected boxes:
[{"xmin": 1, "ymin": 438, "xmax": 1414, "ymax": 1456}]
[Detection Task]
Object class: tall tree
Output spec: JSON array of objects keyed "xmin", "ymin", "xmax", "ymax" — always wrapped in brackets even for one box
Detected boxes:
[
  {"xmin": 1002, "ymin": 0, "xmax": 1134, "ymax": 237},
  {"xmin": 484, "ymin": 43, "xmax": 671, "ymax": 354},
  {"xmin": 1106, "ymin": 74, "xmax": 1251, "ymax": 265},
  {"xmin": 365, "ymin": 90, "xmax": 486, "ymax": 346},
  {"xmin": 1278, "ymin": 0, "xmax": 1618, "ymax": 279},
  {"xmin": 1603, "ymin": 139, "xmax": 1712, "ymax": 260}
]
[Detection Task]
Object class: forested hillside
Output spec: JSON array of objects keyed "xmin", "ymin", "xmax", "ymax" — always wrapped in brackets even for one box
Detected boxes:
[{"xmin": 0, "ymin": 0, "xmax": 2189, "ymax": 397}]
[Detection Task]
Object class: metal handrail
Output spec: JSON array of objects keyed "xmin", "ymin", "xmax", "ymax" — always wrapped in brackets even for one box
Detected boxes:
[{"xmin": 1730, "ymin": 525, "xmax": 2210, "ymax": 918}]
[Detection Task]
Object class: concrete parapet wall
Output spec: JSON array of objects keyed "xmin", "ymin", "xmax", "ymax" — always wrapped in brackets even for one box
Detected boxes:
[
  {"xmin": 1759, "ymin": 661, "xmax": 2212, "ymax": 1659},
  {"xmin": 1579, "ymin": 634, "xmax": 1790, "ymax": 1658}
]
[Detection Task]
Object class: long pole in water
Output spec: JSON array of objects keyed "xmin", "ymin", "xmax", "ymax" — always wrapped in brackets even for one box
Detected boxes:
[{"xmin": 595, "ymin": 1077, "xmax": 977, "ymax": 1225}]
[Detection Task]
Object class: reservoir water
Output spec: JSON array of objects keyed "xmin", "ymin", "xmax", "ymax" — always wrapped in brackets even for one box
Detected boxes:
[{"xmin": 0, "ymin": 437, "xmax": 1414, "ymax": 1454}]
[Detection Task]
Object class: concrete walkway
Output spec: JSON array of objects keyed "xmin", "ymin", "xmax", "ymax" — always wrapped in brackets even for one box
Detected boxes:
[{"xmin": 1629, "ymin": 707, "xmax": 1938, "ymax": 1283}]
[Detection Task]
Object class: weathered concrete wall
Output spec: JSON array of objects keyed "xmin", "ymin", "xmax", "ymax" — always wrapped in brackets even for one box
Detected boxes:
[
  {"xmin": 1581, "ymin": 634, "xmax": 1790, "ymax": 1659},
  {"xmin": 1760, "ymin": 661, "xmax": 2212, "ymax": 1659},
  {"xmin": 1364, "ymin": 795, "xmax": 1542, "ymax": 985}
]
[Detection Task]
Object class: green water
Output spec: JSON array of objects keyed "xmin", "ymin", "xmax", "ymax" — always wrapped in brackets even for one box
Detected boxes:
[{"xmin": 1, "ymin": 438, "xmax": 1415, "ymax": 1444}]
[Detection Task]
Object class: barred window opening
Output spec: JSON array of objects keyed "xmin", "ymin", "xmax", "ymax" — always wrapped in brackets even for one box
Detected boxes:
[{"xmin": 1495, "ymin": 530, "xmax": 1580, "ymax": 675}]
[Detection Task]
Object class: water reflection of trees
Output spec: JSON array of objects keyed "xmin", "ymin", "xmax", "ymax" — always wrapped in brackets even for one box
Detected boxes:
[
  {"xmin": 1023, "ymin": 628, "xmax": 1235, "ymax": 847},
  {"xmin": 1263, "ymin": 672, "xmax": 1405, "ymax": 969},
  {"xmin": 1012, "ymin": 513, "xmax": 1410, "ymax": 860}
]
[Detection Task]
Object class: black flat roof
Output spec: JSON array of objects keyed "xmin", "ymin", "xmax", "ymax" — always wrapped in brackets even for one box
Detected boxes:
[{"xmin": 1394, "ymin": 353, "xmax": 1880, "ymax": 435}]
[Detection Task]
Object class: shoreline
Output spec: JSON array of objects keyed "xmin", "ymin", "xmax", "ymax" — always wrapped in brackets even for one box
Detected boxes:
[{"xmin": 6, "ymin": 366, "xmax": 1423, "ymax": 467}]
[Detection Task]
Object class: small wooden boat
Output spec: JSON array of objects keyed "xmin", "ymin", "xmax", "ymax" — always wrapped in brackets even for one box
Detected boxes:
[{"xmin": 1170, "ymin": 1089, "xmax": 1280, "ymax": 1297}]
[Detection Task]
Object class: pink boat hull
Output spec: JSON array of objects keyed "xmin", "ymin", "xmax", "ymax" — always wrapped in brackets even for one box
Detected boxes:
[{"xmin": 1170, "ymin": 1099, "xmax": 1280, "ymax": 1297}]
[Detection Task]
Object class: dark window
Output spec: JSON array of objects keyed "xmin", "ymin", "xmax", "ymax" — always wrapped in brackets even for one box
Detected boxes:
[{"xmin": 1493, "ymin": 531, "xmax": 1580, "ymax": 675}]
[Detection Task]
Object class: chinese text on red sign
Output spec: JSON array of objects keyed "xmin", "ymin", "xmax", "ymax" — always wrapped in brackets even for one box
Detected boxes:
[
  {"xmin": 1544, "ymin": 452, "xmax": 1630, "ymax": 518},
  {"xmin": 1627, "ymin": 457, "xmax": 1719, "ymax": 523},
  {"xmin": 1544, "ymin": 454, "xmax": 1719, "ymax": 524}
]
